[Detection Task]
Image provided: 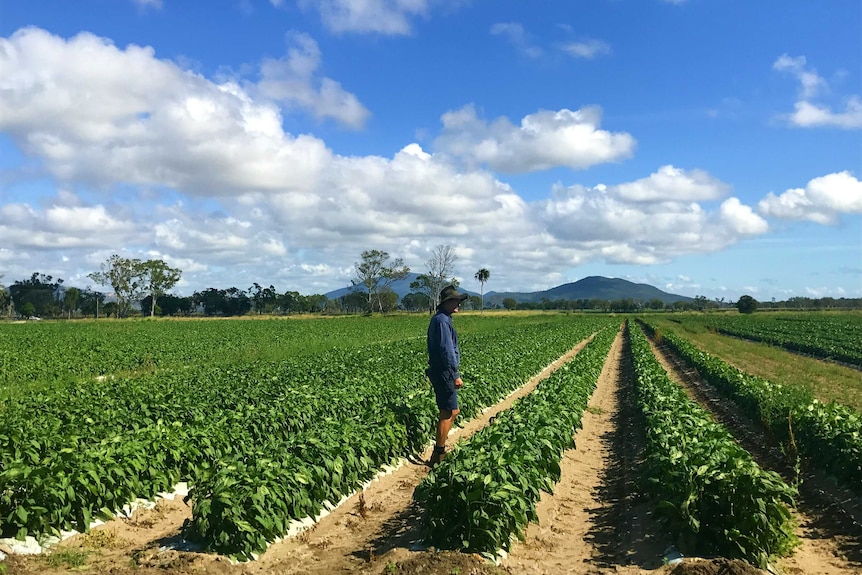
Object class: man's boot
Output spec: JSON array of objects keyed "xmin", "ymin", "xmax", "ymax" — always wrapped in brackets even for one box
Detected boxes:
[{"xmin": 429, "ymin": 445, "xmax": 446, "ymax": 467}]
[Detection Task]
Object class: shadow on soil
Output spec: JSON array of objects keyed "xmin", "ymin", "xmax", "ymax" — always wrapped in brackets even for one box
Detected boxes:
[{"xmin": 584, "ymin": 328, "xmax": 670, "ymax": 571}]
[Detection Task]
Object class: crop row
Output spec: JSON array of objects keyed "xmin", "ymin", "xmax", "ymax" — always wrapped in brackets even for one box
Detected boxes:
[
  {"xmin": 0, "ymin": 316, "xmax": 615, "ymax": 559},
  {"xmin": 413, "ymin": 324, "xmax": 619, "ymax": 557},
  {"xmin": 700, "ymin": 313, "xmax": 862, "ymax": 368},
  {"xmin": 186, "ymin": 317, "xmax": 617, "ymax": 559},
  {"xmin": 640, "ymin": 320, "xmax": 862, "ymax": 491},
  {"xmin": 628, "ymin": 322, "xmax": 797, "ymax": 567}
]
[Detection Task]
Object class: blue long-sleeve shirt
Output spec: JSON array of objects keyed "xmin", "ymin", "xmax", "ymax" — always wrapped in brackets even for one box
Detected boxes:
[{"xmin": 427, "ymin": 310, "xmax": 460, "ymax": 384}]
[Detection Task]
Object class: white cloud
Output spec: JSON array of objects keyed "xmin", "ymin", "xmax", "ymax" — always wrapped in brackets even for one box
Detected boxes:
[
  {"xmin": 758, "ymin": 171, "xmax": 862, "ymax": 224},
  {"xmin": 299, "ymin": 0, "xmax": 429, "ymax": 35},
  {"xmin": 718, "ymin": 197, "xmax": 769, "ymax": 235},
  {"xmin": 255, "ymin": 31, "xmax": 370, "ymax": 128},
  {"xmin": 0, "ymin": 201, "xmax": 135, "ymax": 249},
  {"xmin": 0, "ymin": 27, "xmax": 336, "ymax": 194},
  {"xmin": 614, "ymin": 165, "xmax": 730, "ymax": 202},
  {"xmin": 132, "ymin": 0, "xmax": 162, "ymax": 8},
  {"xmin": 806, "ymin": 286, "xmax": 848, "ymax": 298},
  {"xmin": 560, "ymin": 39, "xmax": 611, "ymax": 59},
  {"xmin": 785, "ymin": 98, "xmax": 862, "ymax": 129},
  {"xmin": 0, "ymin": 27, "xmax": 823, "ymax": 297},
  {"xmin": 535, "ymin": 167, "xmax": 764, "ymax": 265},
  {"xmin": 774, "ymin": 54, "xmax": 862, "ymax": 129},
  {"xmin": 491, "ymin": 22, "xmax": 542, "ymax": 58},
  {"xmin": 435, "ymin": 105, "xmax": 636, "ymax": 173},
  {"xmin": 773, "ymin": 54, "xmax": 825, "ymax": 99}
]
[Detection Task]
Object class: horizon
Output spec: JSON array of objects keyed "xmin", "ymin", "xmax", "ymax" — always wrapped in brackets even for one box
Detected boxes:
[
  {"xmin": 10, "ymin": 272, "xmax": 856, "ymax": 305},
  {"xmin": 0, "ymin": 1, "xmax": 860, "ymax": 302}
]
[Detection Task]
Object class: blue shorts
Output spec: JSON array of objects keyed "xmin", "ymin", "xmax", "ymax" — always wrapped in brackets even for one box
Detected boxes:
[{"xmin": 427, "ymin": 371, "xmax": 459, "ymax": 411}]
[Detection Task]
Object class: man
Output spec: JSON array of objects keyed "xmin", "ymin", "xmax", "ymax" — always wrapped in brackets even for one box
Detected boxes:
[{"xmin": 425, "ymin": 285, "xmax": 469, "ymax": 466}]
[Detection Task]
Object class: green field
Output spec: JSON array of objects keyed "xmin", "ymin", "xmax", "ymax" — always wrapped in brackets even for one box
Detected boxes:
[
  {"xmin": 643, "ymin": 312, "xmax": 862, "ymax": 412},
  {"xmin": 0, "ymin": 312, "xmax": 618, "ymax": 559},
  {"xmin": 1, "ymin": 310, "xmax": 859, "ymax": 565}
]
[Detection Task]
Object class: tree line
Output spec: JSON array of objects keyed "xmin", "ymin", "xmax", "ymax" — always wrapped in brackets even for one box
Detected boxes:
[
  {"xmin": 3, "ymin": 250, "xmax": 856, "ymax": 320},
  {"xmin": 0, "ymin": 246, "xmax": 493, "ymax": 319},
  {"xmin": 497, "ymin": 294, "xmax": 862, "ymax": 312}
]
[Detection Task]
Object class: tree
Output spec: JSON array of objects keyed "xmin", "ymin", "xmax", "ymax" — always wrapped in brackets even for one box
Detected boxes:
[
  {"xmin": 378, "ymin": 289, "xmax": 399, "ymax": 313},
  {"xmin": 0, "ymin": 275, "xmax": 11, "ymax": 318},
  {"xmin": 140, "ymin": 259, "xmax": 182, "ymax": 317},
  {"xmin": 63, "ymin": 287, "xmax": 81, "ymax": 319},
  {"xmin": 736, "ymin": 295, "xmax": 758, "ymax": 314},
  {"xmin": 193, "ymin": 287, "xmax": 251, "ymax": 316},
  {"xmin": 147, "ymin": 294, "xmax": 192, "ymax": 316},
  {"xmin": 425, "ymin": 245, "xmax": 459, "ymax": 310},
  {"xmin": 502, "ymin": 297, "xmax": 518, "ymax": 310},
  {"xmin": 352, "ymin": 250, "xmax": 409, "ymax": 313},
  {"xmin": 401, "ymin": 292, "xmax": 431, "ymax": 312},
  {"xmin": 102, "ymin": 301, "xmax": 118, "ymax": 318},
  {"xmin": 474, "ymin": 268, "xmax": 490, "ymax": 312},
  {"xmin": 250, "ymin": 283, "xmax": 279, "ymax": 314},
  {"xmin": 10, "ymin": 273, "xmax": 64, "ymax": 318},
  {"xmin": 692, "ymin": 295, "xmax": 709, "ymax": 311},
  {"xmin": 88, "ymin": 255, "xmax": 144, "ymax": 318},
  {"xmin": 339, "ymin": 291, "xmax": 368, "ymax": 314},
  {"xmin": 79, "ymin": 289, "xmax": 106, "ymax": 318},
  {"xmin": 280, "ymin": 290, "xmax": 301, "ymax": 314},
  {"xmin": 304, "ymin": 294, "xmax": 329, "ymax": 313}
]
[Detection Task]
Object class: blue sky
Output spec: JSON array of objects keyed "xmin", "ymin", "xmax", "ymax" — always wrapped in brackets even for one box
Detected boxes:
[{"xmin": 0, "ymin": 0, "xmax": 860, "ymax": 301}]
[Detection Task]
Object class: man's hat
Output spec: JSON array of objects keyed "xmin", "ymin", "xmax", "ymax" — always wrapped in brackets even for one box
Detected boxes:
[{"xmin": 439, "ymin": 285, "xmax": 469, "ymax": 303}]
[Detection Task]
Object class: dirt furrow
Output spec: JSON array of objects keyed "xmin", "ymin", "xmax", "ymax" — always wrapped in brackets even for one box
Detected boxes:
[{"xmin": 501, "ymin": 327, "xmax": 669, "ymax": 574}]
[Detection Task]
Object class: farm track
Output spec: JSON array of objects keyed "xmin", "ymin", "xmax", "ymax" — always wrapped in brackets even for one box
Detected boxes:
[
  {"xmin": 641, "ymin": 324, "xmax": 862, "ymax": 574},
  {"xmin": 500, "ymin": 325, "xmax": 671, "ymax": 574}
]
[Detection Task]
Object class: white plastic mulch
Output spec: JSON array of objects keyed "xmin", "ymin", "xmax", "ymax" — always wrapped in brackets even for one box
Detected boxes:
[{"xmin": 0, "ymin": 482, "xmax": 189, "ymax": 556}]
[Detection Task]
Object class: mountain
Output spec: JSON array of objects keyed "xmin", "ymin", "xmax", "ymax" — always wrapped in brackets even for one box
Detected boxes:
[
  {"xmin": 486, "ymin": 276, "xmax": 692, "ymax": 305},
  {"xmin": 324, "ymin": 273, "xmax": 478, "ymax": 300},
  {"xmin": 325, "ymin": 274, "xmax": 690, "ymax": 305}
]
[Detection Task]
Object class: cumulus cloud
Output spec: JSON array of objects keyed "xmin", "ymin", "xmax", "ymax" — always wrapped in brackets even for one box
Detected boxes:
[
  {"xmin": 491, "ymin": 22, "xmax": 542, "ymax": 58},
  {"xmin": 614, "ymin": 165, "xmax": 730, "ymax": 202},
  {"xmin": 774, "ymin": 54, "xmax": 862, "ymax": 129},
  {"xmin": 718, "ymin": 197, "xmax": 769, "ymax": 235},
  {"xmin": 560, "ymin": 39, "xmax": 611, "ymax": 59},
  {"xmin": 535, "ymin": 166, "xmax": 764, "ymax": 264},
  {"xmin": 132, "ymin": 0, "xmax": 162, "ymax": 8},
  {"xmin": 298, "ymin": 0, "xmax": 430, "ymax": 35},
  {"xmin": 0, "ymin": 27, "xmax": 788, "ymax": 296},
  {"xmin": 255, "ymin": 31, "xmax": 370, "ymax": 128},
  {"xmin": 435, "ymin": 105, "xmax": 636, "ymax": 173},
  {"xmin": 0, "ymin": 27, "xmax": 337, "ymax": 194},
  {"xmin": 784, "ymin": 98, "xmax": 862, "ymax": 129},
  {"xmin": 0, "ymin": 201, "xmax": 136, "ymax": 249},
  {"xmin": 758, "ymin": 171, "xmax": 862, "ymax": 224}
]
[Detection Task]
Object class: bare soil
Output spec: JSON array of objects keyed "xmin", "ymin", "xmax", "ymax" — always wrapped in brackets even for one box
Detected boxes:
[{"xmin": 5, "ymin": 326, "xmax": 851, "ymax": 574}]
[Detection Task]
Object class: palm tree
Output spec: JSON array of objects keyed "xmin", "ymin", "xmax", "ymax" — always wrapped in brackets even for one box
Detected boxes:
[{"xmin": 474, "ymin": 268, "xmax": 490, "ymax": 312}]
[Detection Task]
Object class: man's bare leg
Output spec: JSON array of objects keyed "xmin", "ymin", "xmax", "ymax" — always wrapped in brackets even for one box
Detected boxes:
[{"xmin": 431, "ymin": 408, "xmax": 459, "ymax": 464}]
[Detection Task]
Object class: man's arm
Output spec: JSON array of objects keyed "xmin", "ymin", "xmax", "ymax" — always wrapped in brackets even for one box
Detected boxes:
[{"xmin": 434, "ymin": 319, "xmax": 461, "ymax": 384}]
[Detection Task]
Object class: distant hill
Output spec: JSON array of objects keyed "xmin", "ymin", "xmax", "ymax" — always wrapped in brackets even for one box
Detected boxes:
[
  {"xmin": 326, "ymin": 274, "xmax": 690, "ymax": 305},
  {"xmin": 486, "ymin": 276, "xmax": 692, "ymax": 306},
  {"xmin": 324, "ymin": 273, "xmax": 478, "ymax": 300}
]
